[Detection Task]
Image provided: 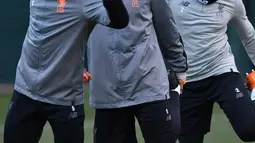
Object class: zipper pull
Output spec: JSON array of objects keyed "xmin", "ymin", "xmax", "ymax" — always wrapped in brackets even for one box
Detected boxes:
[
  {"xmin": 165, "ymin": 108, "xmax": 169, "ymax": 115},
  {"xmin": 71, "ymin": 101, "xmax": 75, "ymax": 112}
]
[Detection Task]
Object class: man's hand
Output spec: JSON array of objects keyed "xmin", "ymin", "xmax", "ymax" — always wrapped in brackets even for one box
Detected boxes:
[
  {"xmin": 176, "ymin": 73, "xmax": 186, "ymax": 94},
  {"xmin": 167, "ymin": 69, "xmax": 186, "ymax": 95},
  {"xmin": 83, "ymin": 71, "xmax": 92, "ymax": 83}
]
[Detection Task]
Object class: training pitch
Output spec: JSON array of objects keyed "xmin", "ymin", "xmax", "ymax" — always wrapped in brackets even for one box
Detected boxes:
[{"xmin": 0, "ymin": 88, "xmax": 254, "ymax": 143}]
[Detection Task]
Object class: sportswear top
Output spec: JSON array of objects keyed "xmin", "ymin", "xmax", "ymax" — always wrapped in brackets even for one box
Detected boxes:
[
  {"xmin": 170, "ymin": 0, "xmax": 255, "ymax": 82},
  {"xmin": 14, "ymin": 0, "xmax": 128, "ymax": 106},
  {"xmin": 87, "ymin": 0, "xmax": 187, "ymax": 108}
]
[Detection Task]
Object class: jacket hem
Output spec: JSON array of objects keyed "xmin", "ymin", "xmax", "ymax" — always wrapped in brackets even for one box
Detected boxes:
[
  {"xmin": 186, "ymin": 67, "xmax": 239, "ymax": 82},
  {"xmin": 90, "ymin": 94, "xmax": 170, "ymax": 109},
  {"xmin": 14, "ymin": 84, "xmax": 84, "ymax": 106}
]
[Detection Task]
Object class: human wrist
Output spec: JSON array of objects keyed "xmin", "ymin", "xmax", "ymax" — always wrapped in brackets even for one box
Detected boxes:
[{"xmin": 176, "ymin": 72, "xmax": 186, "ymax": 85}]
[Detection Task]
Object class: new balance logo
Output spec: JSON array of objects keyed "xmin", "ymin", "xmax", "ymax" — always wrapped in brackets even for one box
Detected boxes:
[
  {"xmin": 180, "ymin": 1, "xmax": 190, "ymax": 7},
  {"xmin": 179, "ymin": 1, "xmax": 190, "ymax": 12},
  {"xmin": 69, "ymin": 111, "xmax": 78, "ymax": 119},
  {"xmin": 235, "ymin": 88, "xmax": 244, "ymax": 99},
  {"xmin": 216, "ymin": 4, "xmax": 225, "ymax": 16},
  {"xmin": 166, "ymin": 114, "xmax": 172, "ymax": 121}
]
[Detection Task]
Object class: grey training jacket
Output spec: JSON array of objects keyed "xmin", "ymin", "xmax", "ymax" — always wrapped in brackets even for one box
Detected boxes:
[
  {"xmin": 87, "ymin": 0, "xmax": 187, "ymax": 109},
  {"xmin": 14, "ymin": 0, "xmax": 111, "ymax": 106},
  {"xmin": 170, "ymin": 0, "xmax": 255, "ymax": 82}
]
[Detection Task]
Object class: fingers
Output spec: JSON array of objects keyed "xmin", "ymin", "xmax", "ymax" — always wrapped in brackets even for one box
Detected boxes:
[
  {"xmin": 177, "ymin": 79, "xmax": 185, "ymax": 96},
  {"xmin": 83, "ymin": 72, "xmax": 92, "ymax": 83},
  {"xmin": 178, "ymin": 79, "xmax": 186, "ymax": 86},
  {"xmin": 180, "ymin": 85, "xmax": 183, "ymax": 95},
  {"xmin": 86, "ymin": 72, "xmax": 92, "ymax": 79}
]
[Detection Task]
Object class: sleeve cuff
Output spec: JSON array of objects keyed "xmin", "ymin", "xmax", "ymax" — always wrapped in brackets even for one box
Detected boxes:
[{"xmin": 176, "ymin": 72, "xmax": 186, "ymax": 80}]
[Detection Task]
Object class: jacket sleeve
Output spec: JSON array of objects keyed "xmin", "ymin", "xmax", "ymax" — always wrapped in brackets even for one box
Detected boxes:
[
  {"xmin": 229, "ymin": 0, "xmax": 255, "ymax": 65},
  {"xmin": 83, "ymin": 0, "xmax": 129, "ymax": 29},
  {"xmin": 151, "ymin": 0, "xmax": 188, "ymax": 72}
]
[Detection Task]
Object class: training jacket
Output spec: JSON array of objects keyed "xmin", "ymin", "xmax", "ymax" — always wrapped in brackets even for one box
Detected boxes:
[
  {"xmin": 14, "ymin": 0, "xmax": 116, "ymax": 106},
  {"xmin": 170, "ymin": 0, "xmax": 255, "ymax": 82},
  {"xmin": 87, "ymin": 0, "xmax": 187, "ymax": 109}
]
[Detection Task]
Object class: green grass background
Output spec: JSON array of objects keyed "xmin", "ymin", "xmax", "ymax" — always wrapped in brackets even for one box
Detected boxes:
[{"xmin": 0, "ymin": 87, "xmax": 254, "ymax": 143}]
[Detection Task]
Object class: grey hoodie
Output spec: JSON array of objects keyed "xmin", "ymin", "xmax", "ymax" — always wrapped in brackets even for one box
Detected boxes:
[
  {"xmin": 170, "ymin": 0, "xmax": 255, "ymax": 82},
  {"xmin": 14, "ymin": 0, "xmax": 125, "ymax": 106},
  {"xmin": 87, "ymin": 0, "xmax": 187, "ymax": 109}
]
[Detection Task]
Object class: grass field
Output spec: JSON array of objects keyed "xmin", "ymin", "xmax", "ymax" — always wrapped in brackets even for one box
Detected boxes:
[{"xmin": 0, "ymin": 88, "xmax": 254, "ymax": 143}]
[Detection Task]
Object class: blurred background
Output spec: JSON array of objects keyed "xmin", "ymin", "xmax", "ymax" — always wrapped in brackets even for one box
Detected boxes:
[{"xmin": 0, "ymin": 0, "xmax": 254, "ymax": 142}]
